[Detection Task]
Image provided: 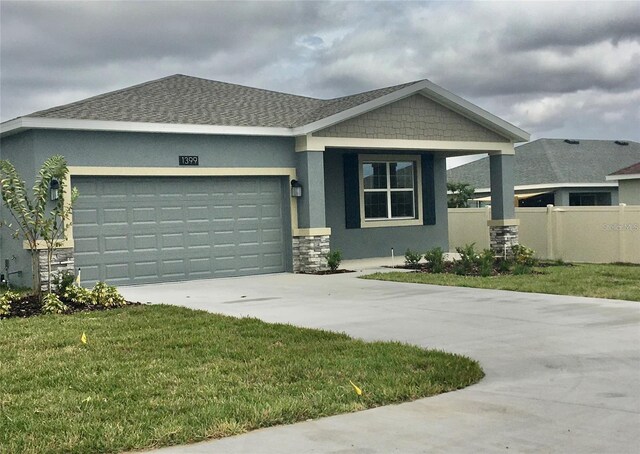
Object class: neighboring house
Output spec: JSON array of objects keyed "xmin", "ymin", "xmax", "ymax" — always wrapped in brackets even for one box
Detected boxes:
[
  {"xmin": 607, "ymin": 162, "xmax": 640, "ymax": 205},
  {"xmin": 0, "ymin": 74, "xmax": 528, "ymax": 287},
  {"xmin": 447, "ymin": 139, "xmax": 640, "ymax": 207}
]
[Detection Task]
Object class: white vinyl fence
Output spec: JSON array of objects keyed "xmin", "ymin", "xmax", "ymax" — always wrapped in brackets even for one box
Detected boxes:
[{"xmin": 448, "ymin": 205, "xmax": 640, "ymax": 264}]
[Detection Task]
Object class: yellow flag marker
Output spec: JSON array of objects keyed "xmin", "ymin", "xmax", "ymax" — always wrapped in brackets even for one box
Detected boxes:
[
  {"xmin": 349, "ymin": 380, "xmax": 362, "ymax": 396},
  {"xmin": 81, "ymin": 332, "xmax": 87, "ymax": 344}
]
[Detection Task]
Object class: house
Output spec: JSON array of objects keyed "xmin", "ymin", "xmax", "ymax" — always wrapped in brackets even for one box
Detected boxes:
[
  {"xmin": 0, "ymin": 74, "xmax": 529, "ymax": 287},
  {"xmin": 607, "ymin": 162, "xmax": 640, "ymax": 205},
  {"xmin": 447, "ymin": 139, "xmax": 640, "ymax": 207}
]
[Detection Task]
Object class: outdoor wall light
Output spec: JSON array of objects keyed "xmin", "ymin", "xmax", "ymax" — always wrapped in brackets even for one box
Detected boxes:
[
  {"xmin": 50, "ymin": 178, "xmax": 60, "ymax": 201},
  {"xmin": 290, "ymin": 179, "xmax": 303, "ymax": 198}
]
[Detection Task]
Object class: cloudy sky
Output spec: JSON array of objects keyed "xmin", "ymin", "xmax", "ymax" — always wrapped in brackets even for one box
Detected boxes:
[{"xmin": 1, "ymin": 0, "xmax": 639, "ymax": 153}]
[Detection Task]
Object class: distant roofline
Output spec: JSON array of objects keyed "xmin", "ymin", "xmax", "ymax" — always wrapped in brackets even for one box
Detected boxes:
[
  {"xmin": 474, "ymin": 182, "xmax": 618, "ymax": 193},
  {"xmin": 1, "ymin": 75, "xmax": 530, "ymax": 141},
  {"xmin": 606, "ymin": 162, "xmax": 640, "ymax": 180}
]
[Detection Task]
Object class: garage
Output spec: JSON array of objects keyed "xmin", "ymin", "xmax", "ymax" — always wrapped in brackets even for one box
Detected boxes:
[{"xmin": 72, "ymin": 175, "xmax": 289, "ymax": 285}]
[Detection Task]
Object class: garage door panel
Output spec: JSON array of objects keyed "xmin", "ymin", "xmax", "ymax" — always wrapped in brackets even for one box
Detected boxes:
[
  {"xmin": 73, "ymin": 175, "xmax": 288, "ymax": 285},
  {"xmin": 134, "ymin": 261, "xmax": 159, "ymax": 278},
  {"xmin": 132, "ymin": 207, "xmax": 157, "ymax": 223}
]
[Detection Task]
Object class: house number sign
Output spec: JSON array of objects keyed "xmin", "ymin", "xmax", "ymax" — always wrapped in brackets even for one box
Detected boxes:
[{"xmin": 179, "ymin": 156, "xmax": 199, "ymax": 166}]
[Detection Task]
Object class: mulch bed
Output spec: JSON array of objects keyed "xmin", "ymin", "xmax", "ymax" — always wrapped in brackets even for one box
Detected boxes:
[
  {"xmin": 2, "ymin": 294, "xmax": 140, "ymax": 320},
  {"xmin": 384, "ymin": 262, "xmax": 544, "ymax": 276},
  {"xmin": 299, "ymin": 269, "xmax": 356, "ymax": 275}
]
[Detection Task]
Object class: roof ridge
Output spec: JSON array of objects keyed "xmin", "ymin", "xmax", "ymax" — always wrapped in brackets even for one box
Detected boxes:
[
  {"xmin": 539, "ymin": 139, "xmax": 565, "ymax": 183},
  {"xmin": 28, "ymin": 74, "xmax": 180, "ymax": 118},
  {"xmin": 172, "ymin": 74, "xmax": 323, "ymax": 102}
]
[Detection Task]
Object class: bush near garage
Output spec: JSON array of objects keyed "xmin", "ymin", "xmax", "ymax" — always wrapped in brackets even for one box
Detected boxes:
[{"xmin": 0, "ymin": 273, "xmax": 136, "ymax": 319}]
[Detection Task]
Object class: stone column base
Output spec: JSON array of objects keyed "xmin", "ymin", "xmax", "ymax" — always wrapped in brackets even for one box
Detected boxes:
[
  {"xmin": 292, "ymin": 235, "xmax": 330, "ymax": 273},
  {"xmin": 489, "ymin": 225, "xmax": 519, "ymax": 258},
  {"xmin": 38, "ymin": 247, "xmax": 75, "ymax": 291}
]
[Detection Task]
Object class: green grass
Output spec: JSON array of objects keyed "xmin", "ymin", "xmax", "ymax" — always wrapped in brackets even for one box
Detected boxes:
[
  {"xmin": 0, "ymin": 305, "xmax": 483, "ymax": 453},
  {"xmin": 363, "ymin": 263, "xmax": 640, "ymax": 301}
]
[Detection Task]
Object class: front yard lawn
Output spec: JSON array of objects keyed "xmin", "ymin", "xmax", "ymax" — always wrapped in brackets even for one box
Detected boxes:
[
  {"xmin": 0, "ymin": 304, "xmax": 483, "ymax": 453},
  {"xmin": 363, "ymin": 262, "xmax": 640, "ymax": 301}
]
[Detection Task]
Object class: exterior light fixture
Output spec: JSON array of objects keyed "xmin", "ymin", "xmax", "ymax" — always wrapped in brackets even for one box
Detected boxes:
[
  {"xmin": 50, "ymin": 178, "xmax": 60, "ymax": 201},
  {"xmin": 290, "ymin": 179, "xmax": 302, "ymax": 198}
]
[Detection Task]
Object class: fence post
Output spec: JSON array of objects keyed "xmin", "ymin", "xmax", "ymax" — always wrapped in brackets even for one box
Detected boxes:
[
  {"xmin": 619, "ymin": 203, "xmax": 627, "ymax": 263},
  {"xmin": 485, "ymin": 205, "xmax": 491, "ymax": 249},
  {"xmin": 546, "ymin": 204, "xmax": 554, "ymax": 260}
]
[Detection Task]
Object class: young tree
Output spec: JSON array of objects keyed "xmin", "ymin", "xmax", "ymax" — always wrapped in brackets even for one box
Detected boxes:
[
  {"xmin": 0, "ymin": 155, "xmax": 77, "ymax": 296},
  {"xmin": 447, "ymin": 182, "xmax": 475, "ymax": 208}
]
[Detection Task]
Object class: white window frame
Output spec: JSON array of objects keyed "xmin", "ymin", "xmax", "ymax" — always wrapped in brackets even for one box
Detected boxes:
[{"xmin": 358, "ymin": 154, "xmax": 423, "ymax": 228}]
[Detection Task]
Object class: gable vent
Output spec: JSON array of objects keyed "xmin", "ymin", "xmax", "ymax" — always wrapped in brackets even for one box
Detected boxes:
[
  {"xmin": 614, "ymin": 140, "xmax": 629, "ymax": 146},
  {"xmin": 564, "ymin": 139, "xmax": 580, "ymax": 145}
]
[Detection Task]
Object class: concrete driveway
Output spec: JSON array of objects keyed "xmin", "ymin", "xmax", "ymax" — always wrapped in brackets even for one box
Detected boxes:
[{"xmin": 120, "ymin": 268, "xmax": 640, "ymax": 453}]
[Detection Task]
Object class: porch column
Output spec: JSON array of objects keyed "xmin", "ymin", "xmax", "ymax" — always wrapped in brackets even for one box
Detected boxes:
[
  {"xmin": 488, "ymin": 152, "xmax": 519, "ymax": 257},
  {"xmin": 293, "ymin": 151, "xmax": 330, "ymax": 273}
]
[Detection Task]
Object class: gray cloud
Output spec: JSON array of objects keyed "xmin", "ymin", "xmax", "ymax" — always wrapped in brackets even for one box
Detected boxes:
[{"xmin": 1, "ymin": 0, "xmax": 639, "ymax": 142}]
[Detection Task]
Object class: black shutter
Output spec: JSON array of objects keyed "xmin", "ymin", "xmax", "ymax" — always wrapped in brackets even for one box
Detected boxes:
[
  {"xmin": 343, "ymin": 154, "xmax": 361, "ymax": 229},
  {"xmin": 422, "ymin": 154, "xmax": 436, "ymax": 225}
]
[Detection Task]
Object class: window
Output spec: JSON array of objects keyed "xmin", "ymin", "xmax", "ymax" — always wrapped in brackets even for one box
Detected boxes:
[
  {"xmin": 569, "ymin": 192, "xmax": 611, "ymax": 206},
  {"xmin": 361, "ymin": 158, "xmax": 421, "ymax": 225}
]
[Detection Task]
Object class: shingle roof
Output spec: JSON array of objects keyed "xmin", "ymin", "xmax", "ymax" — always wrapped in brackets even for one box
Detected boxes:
[
  {"xmin": 447, "ymin": 139, "xmax": 640, "ymax": 189},
  {"xmin": 26, "ymin": 74, "xmax": 421, "ymax": 128},
  {"xmin": 610, "ymin": 162, "xmax": 640, "ymax": 176}
]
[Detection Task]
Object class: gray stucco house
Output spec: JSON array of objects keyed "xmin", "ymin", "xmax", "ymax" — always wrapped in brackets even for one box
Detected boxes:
[
  {"xmin": 1, "ymin": 74, "xmax": 528, "ymax": 287},
  {"xmin": 448, "ymin": 139, "xmax": 640, "ymax": 207}
]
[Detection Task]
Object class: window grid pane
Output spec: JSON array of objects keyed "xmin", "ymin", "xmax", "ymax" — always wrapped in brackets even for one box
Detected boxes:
[
  {"xmin": 391, "ymin": 191, "xmax": 415, "ymax": 218},
  {"xmin": 390, "ymin": 162, "xmax": 414, "ymax": 189},
  {"xmin": 364, "ymin": 192, "xmax": 388, "ymax": 219},
  {"xmin": 363, "ymin": 163, "xmax": 387, "ymax": 189},
  {"xmin": 363, "ymin": 160, "xmax": 416, "ymax": 220}
]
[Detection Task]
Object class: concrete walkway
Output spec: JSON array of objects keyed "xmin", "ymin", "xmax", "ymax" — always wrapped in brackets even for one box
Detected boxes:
[{"xmin": 120, "ymin": 269, "xmax": 640, "ymax": 453}]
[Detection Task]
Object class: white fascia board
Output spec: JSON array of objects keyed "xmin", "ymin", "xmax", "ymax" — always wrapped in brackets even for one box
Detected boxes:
[
  {"xmin": 293, "ymin": 79, "xmax": 531, "ymax": 143},
  {"xmin": 416, "ymin": 80, "xmax": 530, "ymax": 142},
  {"xmin": 474, "ymin": 182, "xmax": 619, "ymax": 193},
  {"xmin": 0, "ymin": 117, "xmax": 293, "ymax": 138},
  {"xmin": 606, "ymin": 174, "xmax": 640, "ymax": 181}
]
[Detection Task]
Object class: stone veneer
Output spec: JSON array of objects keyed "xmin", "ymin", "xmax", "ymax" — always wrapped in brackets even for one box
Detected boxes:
[
  {"xmin": 38, "ymin": 247, "xmax": 75, "ymax": 291},
  {"xmin": 292, "ymin": 235, "xmax": 330, "ymax": 273},
  {"xmin": 489, "ymin": 225, "xmax": 519, "ymax": 258}
]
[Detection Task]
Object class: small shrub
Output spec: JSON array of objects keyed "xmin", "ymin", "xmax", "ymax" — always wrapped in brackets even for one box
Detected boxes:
[
  {"xmin": 424, "ymin": 247, "xmax": 445, "ymax": 273},
  {"xmin": 454, "ymin": 243, "xmax": 478, "ymax": 275},
  {"xmin": 479, "ymin": 249, "xmax": 495, "ymax": 277},
  {"xmin": 512, "ymin": 244, "xmax": 537, "ymax": 267},
  {"xmin": 325, "ymin": 250, "xmax": 342, "ymax": 272},
  {"xmin": 52, "ymin": 271, "xmax": 76, "ymax": 294},
  {"xmin": 61, "ymin": 285, "xmax": 94, "ymax": 306},
  {"xmin": 92, "ymin": 282, "xmax": 126, "ymax": 308},
  {"xmin": 42, "ymin": 292, "xmax": 69, "ymax": 314},
  {"xmin": 0, "ymin": 290, "xmax": 21, "ymax": 317},
  {"xmin": 495, "ymin": 258, "xmax": 511, "ymax": 273},
  {"xmin": 404, "ymin": 249, "xmax": 423, "ymax": 268}
]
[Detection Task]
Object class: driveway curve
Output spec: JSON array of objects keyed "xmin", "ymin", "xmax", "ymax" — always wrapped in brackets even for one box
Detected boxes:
[{"xmin": 120, "ymin": 271, "xmax": 640, "ymax": 453}]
